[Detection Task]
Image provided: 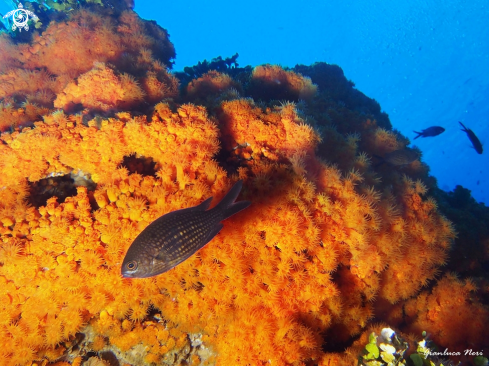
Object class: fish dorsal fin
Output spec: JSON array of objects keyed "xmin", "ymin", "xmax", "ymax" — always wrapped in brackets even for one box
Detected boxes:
[{"xmin": 196, "ymin": 196, "xmax": 213, "ymax": 211}]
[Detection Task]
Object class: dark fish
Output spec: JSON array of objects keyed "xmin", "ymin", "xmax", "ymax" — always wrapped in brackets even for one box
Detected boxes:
[
  {"xmin": 459, "ymin": 121, "xmax": 483, "ymax": 154},
  {"xmin": 413, "ymin": 126, "xmax": 445, "ymax": 139},
  {"xmin": 376, "ymin": 148, "xmax": 420, "ymax": 167},
  {"xmin": 121, "ymin": 180, "xmax": 251, "ymax": 278}
]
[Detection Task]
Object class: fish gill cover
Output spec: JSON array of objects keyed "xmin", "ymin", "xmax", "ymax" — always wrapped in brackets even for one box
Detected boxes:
[{"xmin": 0, "ymin": 0, "xmax": 489, "ymax": 365}]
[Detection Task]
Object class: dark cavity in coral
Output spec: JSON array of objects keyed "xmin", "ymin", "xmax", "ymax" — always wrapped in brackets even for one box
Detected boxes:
[
  {"xmin": 99, "ymin": 351, "xmax": 121, "ymax": 366},
  {"xmin": 120, "ymin": 154, "xmax": 157, "ymax": 177},
  {"xmin": 28, "ymin": 171, "xmax": 97, "ymax": 208},
  {"xmin": 28, "ymin": 174, "xmax": 78, "ymax": 208}
]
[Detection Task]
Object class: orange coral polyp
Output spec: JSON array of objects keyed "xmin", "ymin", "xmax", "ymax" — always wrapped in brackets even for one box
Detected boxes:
[
  {"xmin": 54, "ymin": 63, "xmax": 145, "ymax": 112},
  {"xmin": 186, "ymin": 70, "xmax": 239, "ymax": 99},
  {"xmin": 251, "ymin": 64, "xmax": 318, "ymax": 100},
  {"xmin": 404, "ymin": 274, "xmax": 489, "ymax": 355}
]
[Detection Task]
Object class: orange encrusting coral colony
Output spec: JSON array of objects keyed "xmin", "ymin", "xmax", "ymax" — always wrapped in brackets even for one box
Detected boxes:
[
  {"xmin": 53, "ymin": 62, "xmax": 146, "ymax": 113},
  {"xmin": 403, "ymin": 274, "xmax": 489, "ymax": 351},
  {"xmin": 0, "ymin": 3, "xmax": 487, "ymax": 366},
  {"xmin": 0, "ymin": 8, "xmax": 177, "ymax": 129}
]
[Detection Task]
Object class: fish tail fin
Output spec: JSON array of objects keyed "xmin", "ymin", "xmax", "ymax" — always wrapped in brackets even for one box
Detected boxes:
[
  {"xmin": 459, "ymin": 121, "xmax": 467, "ymax": 131},
  {"xmin": 216, "ymin": 180, "xmax": 251, "ymax": 220},
  {"xmin": 413, "ymin": 131, "xmax": 422, "ymax": 139}
]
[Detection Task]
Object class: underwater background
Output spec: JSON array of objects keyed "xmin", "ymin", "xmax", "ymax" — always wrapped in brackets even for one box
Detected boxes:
[{"xmin": 1, "ymin": 0, "xmax": 489, "ymax": 365}]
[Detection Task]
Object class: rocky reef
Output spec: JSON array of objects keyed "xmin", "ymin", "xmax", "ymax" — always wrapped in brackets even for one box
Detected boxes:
[{"xmin": 1, "ymin": 1, "xmax": 489, "ymax": 365}]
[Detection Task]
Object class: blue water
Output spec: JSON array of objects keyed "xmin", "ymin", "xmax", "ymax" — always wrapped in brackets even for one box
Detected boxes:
[{"xmin": 136, "ymin": 0, "xmax": 489, "ymax": 205}]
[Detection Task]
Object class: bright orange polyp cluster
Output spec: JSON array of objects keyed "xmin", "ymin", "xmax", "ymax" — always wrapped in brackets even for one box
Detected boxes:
[
  {"xmin": 250, "ymin": 64, "xmax": 318, "ymax": 100},
  {"xmin": 0, "ymin": 4, "xmax": 479, "ymax": 366},
  {"xmin": 0, "ymin": 102, "xmax": 49, "ymax": 132},
  {"xmin": 1, "ymin": 95, "xmax": 456, "ymax": 364},
  {"xmin": 0, "ymin": 8, "xmax": 175, "ymax": 132},
  {"xmin": 0, "ymin": 103, "xmax": 220, "ymax": 188},
  {"xmin": 6, "ymin": 9, "xmax": 174, "ymax": 78},
  {"xmin": 404, "ymin": 274, "xmax": 489, "ymax": 355},
  {"xmin": 220, "ymin": 99, "xmax": 321, "ymax": 164},
  {"xmin": 378, "ymin": 177, "xmax": 453, "ymax": 303},
  {"xmin": 0, "ymin": 68, "xmax": 57, "ymax": 102},
  {"xmin": 54, "ymin": 62, "xmax": 146, "ymax": 112},
  {"xmin": 186, "ymin": 70, "xmax": 240, "ymax": 98},
  {"xmin": 0, "ymin": 104, "xmax": 221, "ymax": 365}
]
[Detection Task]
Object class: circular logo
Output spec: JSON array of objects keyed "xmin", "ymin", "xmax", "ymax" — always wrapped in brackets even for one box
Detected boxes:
[
  {"xmin": 2, "ymin": 3, "xmax": 39, "ymax": 32},
  {"xmin": 12, "ymin": 8, "xmax": 29, "ymax": 30}
]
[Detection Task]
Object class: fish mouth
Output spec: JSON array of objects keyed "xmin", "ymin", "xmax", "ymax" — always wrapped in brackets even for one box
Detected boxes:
[
  {"xmin": 121, "ymin": 271, "xmax": 134, "ymax": 278},
  {"xmin": 121, "ymin": 269, "xmax": 155, "ymax": 279},
  {"xmin": 121, "ymin": 268, "xmax": 140, "ymax": 278}
]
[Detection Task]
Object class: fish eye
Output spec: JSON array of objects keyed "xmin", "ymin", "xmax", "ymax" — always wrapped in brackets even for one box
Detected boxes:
[{"xmin": 126, "ymin": 261, "xmax": 138, "ymax": 271}]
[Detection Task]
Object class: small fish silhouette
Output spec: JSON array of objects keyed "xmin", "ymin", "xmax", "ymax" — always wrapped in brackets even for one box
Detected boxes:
[
  {"xmin": 459, "ymin": 122, "xmax": 483, "ymax": 154},
  {"xmin": 122, "ymin": 180, "xmax": 251, "ymax": 278},
  {"xmin": 413, "ymin": 126, "xmax": 445, "ymax": 140}
]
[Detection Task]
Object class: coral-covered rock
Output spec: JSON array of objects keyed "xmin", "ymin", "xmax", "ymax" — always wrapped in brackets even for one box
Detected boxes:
[
  {"xmin": 1, "ymin": 3, "xmax": 488, "ymax": 366},
  {"xmin": 54, "ymin": 63, "xmax": 145, "ymax": 112},
  {"xmin": 404, "ymin": 274, "xmax": 489, "ymax": 361},
  {"xmin": 0, "ymin": 8, "xmax": 175, "ymax": 131},
  {"xmin": 186, "ymin": 70, "xmax": 241, "ymax": 102},
  {"xmin": 249, "ymin": 64, "xmax": 318, "ymax": 101},
  {"xmin": 0, "ymin": 98, "xmax": 458, "ymax": 365},
  {"xmin": 0, "ymin": 101, "xmax": 49, "ymax": 131},
  {"xmin": 219, "ymin": 99, "xmax": 321, "ymax": 164}
]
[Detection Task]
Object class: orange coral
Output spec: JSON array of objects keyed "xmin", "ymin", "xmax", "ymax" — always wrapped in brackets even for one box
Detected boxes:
[
  {"xmin": 0, "ymin": 8, "xmax": 176, "ymax": 131},
  {"xmin": 0, "ymin": 3, "xmax": 471, "ymax": 366},
  {"xmin": 250, "ymin": 64, "xmax": 318, "ymax": 101},
  {"xmin": 378, "ymin": 176, "xmax": 454, "ymax": 303},
  {"xmin": 0, "ymin": 103, "xmax": 223, "ymax": 365},
  {"xmin": 21, "ymin": 10, "xmax": 174, "ymax": 78},
  {"xmin": 54, "ymin": 63, "xmax": 145, "ymax": 112},
  {"xmin": 219, "ymin": 99, "xmax": 320, "ymax": 165},
  {"xmin": 403, "ymin": 274, "xmax": 489, "ymax": 356},
  {"xmin": 0, "ymin": 68, "xmax": 57, "ymax": 101},
  {"xmin": 186, "ymin": 70, "xmax": 240, "ymax": 100},
  {"xmin": 0, "ymin": 98, "xmax": 457, "ymax": 365},
  {"xmin": 0, "ymin": 101, "xmax": 49, "ymax": 132},
  {"xmin": 141, "ymin": 68, "xmax": 179, "ymax": 104}
]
